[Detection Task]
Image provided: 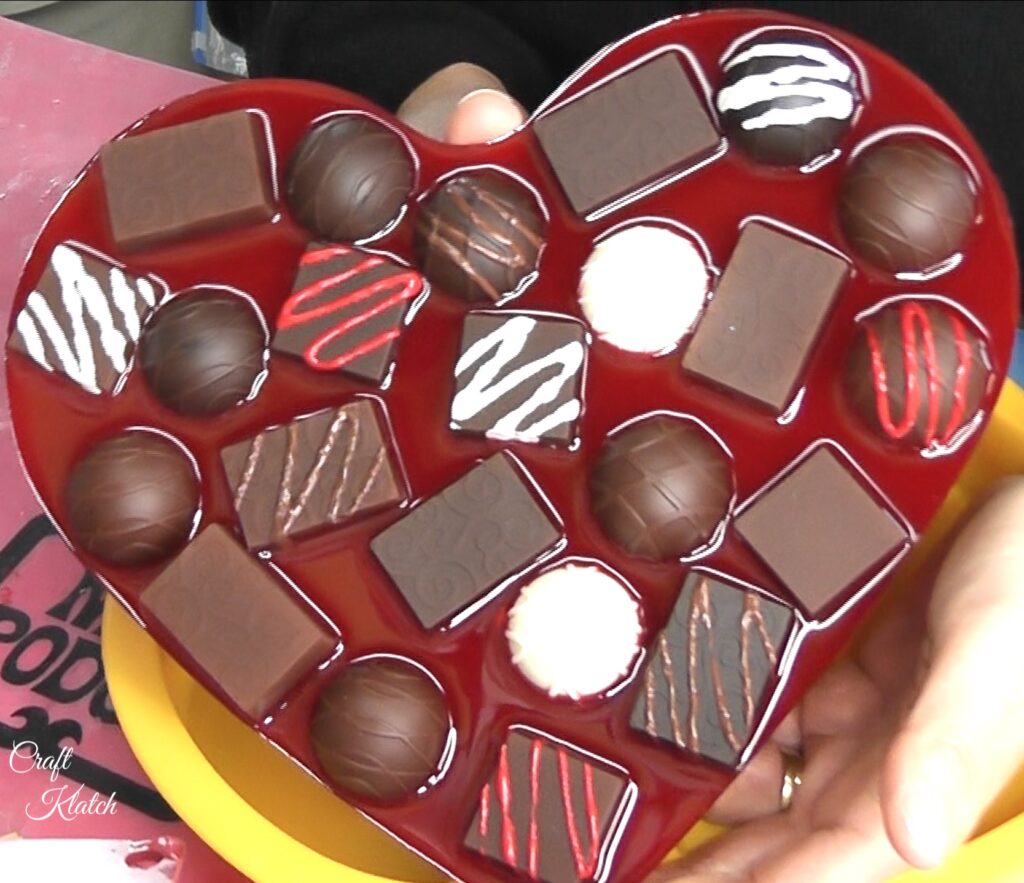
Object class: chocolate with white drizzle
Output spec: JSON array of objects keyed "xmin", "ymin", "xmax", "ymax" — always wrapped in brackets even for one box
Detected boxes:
[{"xmin": 716, "ymin": 32, "xmax": 860, "ymax": 167}]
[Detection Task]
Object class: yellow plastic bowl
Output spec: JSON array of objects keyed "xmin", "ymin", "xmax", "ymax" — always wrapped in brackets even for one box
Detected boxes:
[{"xmin": 102, "ymin": 381, "xmax": 1024, "ymax": 883}]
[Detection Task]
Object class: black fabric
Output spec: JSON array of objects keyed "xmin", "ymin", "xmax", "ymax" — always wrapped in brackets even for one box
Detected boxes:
[{"xmin": 209, "ymin": 0, "xmax": 1023, "ymax": 305}]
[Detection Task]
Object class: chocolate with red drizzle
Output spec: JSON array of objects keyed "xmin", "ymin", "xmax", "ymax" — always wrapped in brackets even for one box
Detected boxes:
[
  {"xmin": 465, "ymin": 728, "xmax": 632, "ymax": 882},
  {"xmin": 221, "ymin": 399, "xmax": 406, "ymax": 550},
  {"xmin": 844, "ymin": 300, "xmax": 989, "ymax": 450},
  {"xmin": 630, "ymin": 571, "xmax": 794, "ymax": 766},
  {"xmin": 273, "ymin": 244, "xmax": 424, "ymax": 384}
]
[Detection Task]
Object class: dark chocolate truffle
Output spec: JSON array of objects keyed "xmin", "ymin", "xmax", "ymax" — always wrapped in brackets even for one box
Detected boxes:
[
  {"xmin": 839, "ymin": 140, "xmax": 976, "ymax": 273},
  {"xmin": 287, "ymin": 116, "xmax": 412, "ymax": 242},
  {"xmin": 589, "ymin": 416, "xmax": 734, "ymax": 561},
  {"xmin": 65, "ymin": 431, "xmax": 199, "ymax": 566},
  {"xmin": 139, "ymin": 289, "xmax": 266, "ymax": 416},
  {"xmin": 716, "ymin": 32, "xmax": 859, "ymax": 167},
  {"xmin": 311, "ymin": 657, "xmax": 449, "ymax": 803},
  {"xmin": 413, "ymin": 173, "xmax": 544, "ymax": 302},
  {"xmin": 845, "ymin": 300, "xmax": 989, "ymax": 449}
]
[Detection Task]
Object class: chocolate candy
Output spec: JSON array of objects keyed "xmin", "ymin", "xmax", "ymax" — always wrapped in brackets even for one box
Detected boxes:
[
  {"xmin": 310, "ymin": 657, "xmax": 450, "ymax": 803},
  {"xmin": 221, "ymin": 399, "xmax": 406, "ymax": 550},
  {"xmin": 287, "ymin": 116, "xmax": 413, "ymax": 242},
  {"xmin": 7, "ymin": 242, "xmax": 166, "ymax": 395},
  {"xmin": 839, "ymin": 140, "xmax": 977, "ymax": 274},
  {"xmin": 717, "ymin": 32, "xmax": 859, "ymax": 167},
  {"xmin": 682, "ymin": 222, "xmax": 848, "ymax": 412},
  {"xmin": 507, "ymin": 564, "xmax": 642, "ymax": 700},
  {"xmin": 371, "ymin": 453, "xmax": 559, "ymax": 629},
  {"xmin": 535, "ymin": 52, "xmax": 720, "ymax": 217},
  {"xmin": 736, "ymin": 446, "xmax": 908, "ymax": 616},
  {"xmin": 631, "ymin": 572, "xmax": 794, "ymax": 766},
  {"xmin": 465, "ymin": 728, "xmax": 632, "ymax": 882},
  {"xmin": 64, "ymin": 431, "xmax": 199, "ymax": 567},
  {"xmin": 451, "ymin": 312, "xmax": 586, "ymax": 446},
  {"xmin": 99, "ymin": 110, "xmax": 274, "ymax": 252},
  {"xmin": 273, "ymin": 243, "xmax": 425, "ymax": 384},
  {"xmin": 845, "ymin": 300, "xmax": 989, "ymax": 449},
  {"xmin": 141, "ymin": 523, "xmax": 336, "ymax": 717},
  {"xmin": 139, "ymin": 289, "xmax": 266, "ymax": 416},
  {"xmin": 413, "ymin": 174, "xmax": 544, "ymax": 303},
  {"xmin": 589, "ymin": 416, "xmax": 733, "ymax": 562},
  {"xmin": 579, "ymin": 225, "xmax": 709, "ymax": 354}
]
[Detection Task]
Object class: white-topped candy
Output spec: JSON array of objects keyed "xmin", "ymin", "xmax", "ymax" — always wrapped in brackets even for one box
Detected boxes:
[
  {"xmin": 506, "ymin": 564, "xmax": 642, "ymax": 700},
  {"xmin": 578, "ymin": 225, "xmax": 709, "ymax": 354}
]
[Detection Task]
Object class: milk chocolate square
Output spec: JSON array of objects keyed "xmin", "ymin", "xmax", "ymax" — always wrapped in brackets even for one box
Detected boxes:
[
  {"xmin": 735, "ymin": 447, "xmax": 908, "ymax": 616},
  {"xmin": 100, "ymin": 110, "xmax": 274, "ymax": 251},
  {"xmin": 370, "ymin": 453, "xmax": 560, "ymax": 629},
  {"xmin": 451, "ymin": 312, "xmax": 586, "ymax": 445},
  {"xmin": 465, "ymin": 728, "xmax": 633, "ymax": 882},
  {"xmin": 141, "ymin": 524, "xmax": 336, "ymax": 717},
  {"xmin": 534, "ymin": 53, "xmax": 720, "ymax": 216},
  {"xmin": 221, "ymin": 399, "xmax": 406, "ymax": 550},
  {"xmin": 682, "ymin": 222, "xmax": 848, "ymax": 412},
  {"xmin": 631, "ymin": 572, "xmax": 794, "ymax": 766}
]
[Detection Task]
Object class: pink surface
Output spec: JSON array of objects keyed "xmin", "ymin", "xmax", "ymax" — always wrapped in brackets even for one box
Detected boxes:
[{"xmin": 0, "ymin": 17, "xmax": 248, "ymax": 883}]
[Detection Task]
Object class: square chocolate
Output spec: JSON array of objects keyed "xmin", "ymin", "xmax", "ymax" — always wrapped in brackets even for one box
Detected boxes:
[
  {"xmin": 451, "ymin": 312, "xmax": 586, "ymax": 445},
  {"xmin": 534, "ymin": 53, "xmax": 720, "ymax": 216},
  {"xmin": 735, "ymin": 446, "xmax": 909, "ymax": 616},
  {"xmin": 99, "ymin": 109, "xmax": 274, "ymax": 251},
  {"xmin": 7, "ymin": 242, "xmax": 166, "ymax": 395},
  {"xmin": 465, "ymin": 728, "xmax": 633, "ymax": 882},
  {"xmin": 141, "ymin": 524, "xmax": 336, "ymax": 718},
  {"xmin": 370, "ymin": 453, "xmax": 560, "ymax": 629},
  {"xmin": 221, "ymin": 399, "xmax": 406, "ymax": 550},
  {"xmin": 273, "ymin": 244, "xmax": 426, "ymax": 384},
  {"xmin": 631, "ymin": 571, "xmax": 794, "ymax": 766},
  {"xmin": 682, "ymin": 222, "xmax": 848, "ymax": 412}
]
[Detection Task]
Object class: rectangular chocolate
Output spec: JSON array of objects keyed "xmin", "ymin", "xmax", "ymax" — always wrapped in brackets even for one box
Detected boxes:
[
  {"xmin": 141, "ymin": 524, "xmax": 336, "ymax": 717},
  {"xmin": 370, "ymin": 452, "xmax": 560, "ymax": 629},
  {"xmin": 534, "ymin": 53, "xmax": 720, "ymax": 216},
  {"xmin": 451, "ymin": 312, "xmax": 586, "ymax": 446},
  {"xmin": 221, "ymin": 399, "xmax": 406, "ymax": 550},
  {"xmin": 682, "ymin": 222, "xmax": 848, "ymax": 412},
  {"xmin": 100, "ymin": 110, "xmax": 274, "ymax": 251},
  {"xmin": 631, "ymin": 571, "xmax": 794, "ymax": 766},
  {"xmin": 465, "ymin": 728, "xmax": 633, "ymax": 883},
  {"xmin": 7, "ymin": 242, "xmax": 165, "ymax": 394},
  {"xmin": 736, "ymin": 447, "xmax": 908, "ymax": 616}
]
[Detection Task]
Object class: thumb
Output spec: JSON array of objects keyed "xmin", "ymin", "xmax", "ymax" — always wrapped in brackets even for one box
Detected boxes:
[
  {"xmin": 444, "ymin": 88, "xmax": 526, "ymax": 144},
  {"xmin": 883, "ymin": 476, "xmax": 1024, "ymax": 869}
]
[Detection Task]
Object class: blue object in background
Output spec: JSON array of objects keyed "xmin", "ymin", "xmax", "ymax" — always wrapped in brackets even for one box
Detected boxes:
[{"xmin": 1011, "ymin": 330, "xmax": 1024, "ymax": 385}]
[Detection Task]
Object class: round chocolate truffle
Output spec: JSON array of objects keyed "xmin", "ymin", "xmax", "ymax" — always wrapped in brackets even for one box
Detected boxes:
[
  {"xmin": 414, "ymin": 173, "xmax": 544, "ymax": 302},
  {"xmin": 311, "ymin": 657, "xmax": 449, "ymax": 803},
  {"xmin": 139, "ymin": 290, "xmax": 266, "ymax": 416},
  {"xmin": 716, "ymin": 32, "xmax": 859, "ymax": 167},
  {"xmin": 287, "ymin": 115, "xmax": 413, "ymax": 241},
  {"xmin": 839, "ymin": 140, "xmax": 976, "ymax": 274},
  {"xmin": 845, "ymin": 300, "xmax": 989, "ymax": 449},
  {"xmin": 507, "ymin": 564, "xmax": 642, "ymax": 700},
  {"xmin": 65, "ymin": 431, "xmax": 199, "ymax": 566},
  {"xmin": 579, "ymin": 225, "xmax": 709, "ymax": 353},
  {"xmin": 589, "ymin": 416, "xmax": 734, "ymax": 561}
]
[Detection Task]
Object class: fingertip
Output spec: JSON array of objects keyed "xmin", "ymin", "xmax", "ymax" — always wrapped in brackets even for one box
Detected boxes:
[{"xmin": 445, "ymin": 89, "xmax": 526, "ymax": 144}]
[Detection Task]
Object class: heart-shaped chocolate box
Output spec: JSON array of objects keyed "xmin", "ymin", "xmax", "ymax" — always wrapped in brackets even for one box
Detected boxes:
[{"xmin": 7, "ymin": 10, "xmax": 1019, "ymax": 883}]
